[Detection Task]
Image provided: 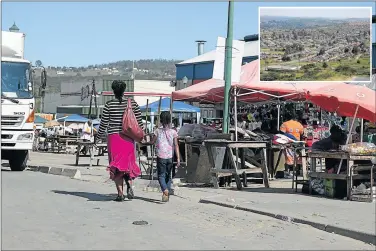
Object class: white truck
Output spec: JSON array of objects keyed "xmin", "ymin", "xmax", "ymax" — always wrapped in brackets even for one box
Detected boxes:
[{"xmin": 1, "ymin": 30, "xmax": 46, "ymax": 171}]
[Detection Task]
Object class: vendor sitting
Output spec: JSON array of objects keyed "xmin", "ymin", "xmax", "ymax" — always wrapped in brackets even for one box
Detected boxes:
[{"xmin": 311, "ymin": 124, "xmax": 347, "ymax": 174}]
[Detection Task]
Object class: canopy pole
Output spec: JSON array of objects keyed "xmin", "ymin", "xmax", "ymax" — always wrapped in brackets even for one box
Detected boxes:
[
  {"xmin": 337, "ymin": 105, "xmax": 359, "ymax": 174},
  {"xmin": 145, "ymin": 99, "xmax": 149, "ymax": 133},
  {"xmin": 234, "ymin": 87, "xmax": 238, "ymax": 141},
  {"xmin": 157, "ymin": 96, "xmax": 162, "ymax": 128},
  {"xmin": 360, "ymin": 119, "xmax": 364, "ymax": 143},
  {"xmin": 234, "ymin": 87, "xmax": 239, "ymax": 170},
  {"xmin": 277, "ymin": 103, "xmax": 281, "ymax": 130},
  {"xmin": 222, "ymin": 0, "xmax": 234, "ymax": 134},
  {"xmin": 170, "ymin": 97, "xmax": 173, "ymax": 127}
]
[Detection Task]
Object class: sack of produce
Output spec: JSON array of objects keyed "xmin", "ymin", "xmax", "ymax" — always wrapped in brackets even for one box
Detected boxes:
[{"xmin": 341, "ymin": 142, "xmax": 376, "ymax": 155}]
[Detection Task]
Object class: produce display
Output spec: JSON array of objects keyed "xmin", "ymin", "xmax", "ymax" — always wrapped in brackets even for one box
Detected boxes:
[{"xmin": 341, "ymin": 142, "xmax": 376, "ymax": 155}]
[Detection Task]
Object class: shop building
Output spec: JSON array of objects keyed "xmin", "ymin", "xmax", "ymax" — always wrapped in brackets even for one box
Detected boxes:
[
  {"xmin": 43, "ymin": 79, "xmax": 173, "ymax": 117},
  {"xmin": 174, "ymin": 34, "xmax": 259, "ymax": 118}
]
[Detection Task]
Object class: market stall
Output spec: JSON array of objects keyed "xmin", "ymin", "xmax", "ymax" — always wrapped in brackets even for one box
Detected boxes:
[
  {"xmin": 172, "ymin": 59, "xmax": 376, "ymax": 196},
  {"xmin": 140, "ymin": 97, "xmax": 200, "ymax": 129},
  {"xmin": 305, "ymin": 83, "xmax": 376, "ymax": 201}
]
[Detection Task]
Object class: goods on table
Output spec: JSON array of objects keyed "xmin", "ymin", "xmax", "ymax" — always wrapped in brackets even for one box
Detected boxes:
[{"xmin": 341, "ymin": 142, "xmax": 376, "ymax": 155}]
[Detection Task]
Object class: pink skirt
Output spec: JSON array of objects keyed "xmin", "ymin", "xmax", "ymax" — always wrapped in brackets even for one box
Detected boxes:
[{"xmin": 107, "ymin": 133, "xmax": 140, "ymax": 180}]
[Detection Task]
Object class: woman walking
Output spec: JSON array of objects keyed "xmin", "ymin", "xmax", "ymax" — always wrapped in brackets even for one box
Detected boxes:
[
  {"xmin": 96, "ymin": 80, "xmax": 143, "ymax": 202},
  {"xmin": 147, "ymin": 111, "xmax": 180, "ymax": 202}
]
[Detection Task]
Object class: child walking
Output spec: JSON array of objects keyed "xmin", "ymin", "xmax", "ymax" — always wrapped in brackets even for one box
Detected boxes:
[{"xmin": 148, "ymin": 111, "xmax": 180, "ymax": 202}]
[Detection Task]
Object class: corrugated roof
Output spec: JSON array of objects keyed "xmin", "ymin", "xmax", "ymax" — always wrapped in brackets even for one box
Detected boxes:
[{"xmin": 177, "ymin": 40, "xmax": 259, "ymax": 65}]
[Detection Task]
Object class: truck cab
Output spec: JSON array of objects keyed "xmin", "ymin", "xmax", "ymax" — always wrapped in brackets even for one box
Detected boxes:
[{"xmin": 1, "ymin": 30, "xmax": 46, "ymax": 171}]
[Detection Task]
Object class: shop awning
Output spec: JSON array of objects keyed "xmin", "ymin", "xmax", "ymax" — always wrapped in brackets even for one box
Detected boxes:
[
  {"xmin": 140, "ymin": 97, "xmax": 200, "ymax": 113},
  {"xmin": 57, "ymin": 114, "xmax": 89, "ymax": 123}
]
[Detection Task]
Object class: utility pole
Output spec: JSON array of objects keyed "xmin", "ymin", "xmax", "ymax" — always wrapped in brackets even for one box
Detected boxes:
[
  {"xmin": 222, "ymin": 0, "xmax": 234, "ymax": 134},
  {"xmin": 88, "ymin": 79, "xmax": 97, "ymax": 119},
  {"xmin": 39, "ymin": 67, "xmax": 47, "ymax": 113}
]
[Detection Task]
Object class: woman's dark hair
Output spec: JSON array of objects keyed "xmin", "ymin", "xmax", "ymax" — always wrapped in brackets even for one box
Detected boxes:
[
  {"xmin": 330, "ymin": 124, "xmax": 345, "ymax": 144},
  {"xmin": 160, "ymin": 111, "xmax": 171, "ymax": 127},
  {"xmin": 111, "ymin": 80, "xmax": 126, "ymax": 103}
]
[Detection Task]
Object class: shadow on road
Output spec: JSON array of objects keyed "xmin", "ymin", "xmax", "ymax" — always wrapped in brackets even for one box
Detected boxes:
[
  {"xmin": 52, "ymin": 190, "xmax": 164, "ymax": 204},
  {"xmin": 52, "ymin": 190, "xmax": 118, "ymax": 202},
  {"xmin": 1, "ymin": 168, "xmax": 11, "ymax": 172},
  {"xmin": 134, "ymin": 196, "xmax": 163, "ymax": 204}
]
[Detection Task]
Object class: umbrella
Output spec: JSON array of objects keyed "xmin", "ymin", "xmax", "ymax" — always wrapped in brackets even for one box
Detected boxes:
[
  {"xmin": 68, "ymin": 123, "xmax": 79, "ymax": 130},
  {"xmin": 44, "ymin": 120, "xmax": 60, "ymax": 128},
  {"xmin": 305, "ymin": 83, "xmax": 376, "ymax": 123},
  {"xmin": 306, "ymin": 83, "xmax": 376, "ymax": 174}
]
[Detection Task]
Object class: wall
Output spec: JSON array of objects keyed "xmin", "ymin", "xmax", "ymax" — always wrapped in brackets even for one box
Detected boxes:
[
  {"xmin": 372, "ymin": 43, "xmax": 376, "ymax": 70},
  {"xmin": 133, "ymin": 80, "xmax": 174, "ymax": 106},
  {"xmin": 175, "ymin": 56, "xmax": 258, "ymax": 91}
]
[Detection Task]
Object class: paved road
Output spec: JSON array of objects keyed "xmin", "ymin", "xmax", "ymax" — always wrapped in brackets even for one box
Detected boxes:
[
  {"xmin": 352, "ymin": 76, "xmax": 371, "ymax": 81},
  {"xmin": 2, "ymin": 170, "xmax": 374, "ymax": 250}
]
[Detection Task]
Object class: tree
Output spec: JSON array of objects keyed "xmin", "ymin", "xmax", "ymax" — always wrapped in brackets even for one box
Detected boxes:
[
  {"xmin": 352, "ymin": 46, "xmax": 360, "ymax": 55},
  {"xmin": 323, "ymin": 62, "xmax": 328, "ymax": 68},
  {"xmin": 35, "ymin": 60, "xmax": 43, "ymax": 67},
  {"xmin": 282, "ymin": 55, "xmax": 291, "ymax": 62},
  {"xmin": 318, "ymin": 48, "xmax": 325, "ymax": 56}
]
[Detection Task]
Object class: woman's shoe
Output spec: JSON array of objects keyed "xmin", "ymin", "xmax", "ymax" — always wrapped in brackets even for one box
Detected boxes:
[
  {"xmin": 127, "ymin": 186, "xmax": 134, "ymax": 200},
  {"xmin": 162, "ymin": 190, "xmax": 169, "ymax": 202},
  {"xmin": 114, "ymin": 195, "xmax": 125, "ymax": 202}
]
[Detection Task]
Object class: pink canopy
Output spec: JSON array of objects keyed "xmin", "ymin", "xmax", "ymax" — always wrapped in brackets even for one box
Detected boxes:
[
  {"xmin": 306, "ymin": 83, "xmax": 376, "ymax": 122},
  {"xmin": 172, "ymin": 60, "xmax": 258, "ymax": 102}
]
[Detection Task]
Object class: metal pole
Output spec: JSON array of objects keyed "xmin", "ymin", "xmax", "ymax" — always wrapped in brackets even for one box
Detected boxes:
[
  {"xmin": 234, "ymin": 87, "xmax": 239, "ymax": 169},
  {"xmin": 222, "ymin": 0, "xmax": 234, "ymax": 134},
  {"xmin": 337, "ymin": 105, "xmax": 359, "ymax": 174},
  {"xmin": 277, "ymin": 104, "xmax": 281, "ymax": 130},
  {"xmin": 234, "ymin": 87, "xmax": 238, "ymax": 141},
  {"xmin": 360, "ymin": 119, "xmax": 364, "ymax": 143}
]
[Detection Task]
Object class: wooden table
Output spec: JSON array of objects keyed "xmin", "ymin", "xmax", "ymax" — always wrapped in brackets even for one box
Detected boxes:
[
  {"xmin": 75, "ymin": 140, "xmax": 107, "ymax": 167},
  {"xmin": 56, "ymin": 136, "xmax": 79, "ymax": 153},
  {"xmin": 204, "ymin": 139, "xmax": 269, "ymax": 190},
  {"xmin": 308, "ymin": 150, "xmax": 375, "ymax": 200}
]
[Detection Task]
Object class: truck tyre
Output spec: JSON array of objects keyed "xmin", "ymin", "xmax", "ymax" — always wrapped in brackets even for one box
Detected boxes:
[{"xmin": 9, "ymin": 150, "xmax": 28, "ymax": 171}]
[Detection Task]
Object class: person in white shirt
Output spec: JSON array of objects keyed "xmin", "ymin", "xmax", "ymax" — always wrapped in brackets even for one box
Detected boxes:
[
  {"xmin": 80, "ymin": 120, "xmax": 93, "ymax": 154},
  {"xmin": 81, "ymin": 120, "xmax": 93, "ymax": 142}
]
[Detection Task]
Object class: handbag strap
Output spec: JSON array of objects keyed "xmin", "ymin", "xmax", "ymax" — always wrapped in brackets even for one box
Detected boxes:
[{"xmin": 127, "ymin": 98, "xmax": 132, "ymax": 110}]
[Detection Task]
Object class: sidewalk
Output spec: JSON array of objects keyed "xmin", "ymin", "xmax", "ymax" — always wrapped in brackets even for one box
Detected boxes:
[{"xmin": 25, "ymin": 152, "xmax": 376, "ymax": 245}]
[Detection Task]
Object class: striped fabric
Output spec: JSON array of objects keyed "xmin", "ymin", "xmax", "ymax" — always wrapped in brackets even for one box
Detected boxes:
[{"xmin": 97, "ymin": 98, "xmax": 143, "ymax": 136}]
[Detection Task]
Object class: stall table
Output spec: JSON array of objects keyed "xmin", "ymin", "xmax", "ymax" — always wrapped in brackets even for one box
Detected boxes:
[
  {"xmin": 75, "ymin": 140, "xmax": 107, "ymax": 167},
  {"xmin": 308, "ymin": 151, "xmax": 375, "ymax": 200},
  {"xmin": 204, "ymin": 139, "xmax": 269, "ymax": 190}
]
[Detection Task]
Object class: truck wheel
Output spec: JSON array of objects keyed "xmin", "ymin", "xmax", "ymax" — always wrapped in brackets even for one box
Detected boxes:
[{"xmin": 9, "ymin": 150, "xmax": 28, "ymax": 171}]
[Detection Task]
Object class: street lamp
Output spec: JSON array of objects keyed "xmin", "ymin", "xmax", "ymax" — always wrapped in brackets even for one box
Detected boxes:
[{"xmin": 182, "ymin": 76, "xmax": 188, "ymax": 89}]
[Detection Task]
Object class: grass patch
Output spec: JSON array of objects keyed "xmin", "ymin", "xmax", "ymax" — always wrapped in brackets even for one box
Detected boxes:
[{"xmin": 260, "ymin": 55, "xmax": 370, "ymax": 81}]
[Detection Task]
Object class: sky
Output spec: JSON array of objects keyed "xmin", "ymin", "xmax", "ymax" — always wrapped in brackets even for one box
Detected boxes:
[
  {"xmin": 260, "ymin": 7, "xmax": 372, "ymax": 19},
  {"xmin": 2, "ymin": 1, "xmax": 375, "ymax": 67}
]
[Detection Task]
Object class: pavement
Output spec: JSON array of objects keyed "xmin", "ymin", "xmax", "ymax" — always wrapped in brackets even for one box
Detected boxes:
[
  {"xmin": 2, "ymin": 170, "xmax": 375, "ymax": 250},
  {"xmin": 5, "ymin": 151, "xmax": 375, "ymax": 246}
]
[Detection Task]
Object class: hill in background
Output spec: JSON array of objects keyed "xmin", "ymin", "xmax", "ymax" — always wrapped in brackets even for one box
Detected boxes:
[{"xmin": 34, "ymin": 59, "xmax": 182, "ymax": 94}]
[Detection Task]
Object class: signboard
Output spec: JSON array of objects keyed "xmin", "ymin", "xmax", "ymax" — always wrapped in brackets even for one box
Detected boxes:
[
  {"xmin": 35, "ymin": 113, "xmax": 54, "ymax": 121},
  {"xmin": 212, "ymin": 37, "xmax": 245, "ymax": 83}
]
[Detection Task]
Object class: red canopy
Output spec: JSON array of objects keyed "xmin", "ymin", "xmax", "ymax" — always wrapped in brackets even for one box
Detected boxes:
[
  {"xmin": 172, "ymin": 60, "xmax": 258, "ymax": 102},
  {"xmin": 306, "ymin": 83, "xmax": 376, "ymax": 122},
  {"xmin": 173, "ymin": 59, "xmax": 337, "ymax": 103}
]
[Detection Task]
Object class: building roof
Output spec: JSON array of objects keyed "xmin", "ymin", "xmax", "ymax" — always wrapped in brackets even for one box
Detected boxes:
[
  {"xmin": 177, "ymin": 40, "xmax": 259, "ymax": 65},
  {"xmin": 9, "ymin": 22, "xmax": 19, "ymax": 32}
]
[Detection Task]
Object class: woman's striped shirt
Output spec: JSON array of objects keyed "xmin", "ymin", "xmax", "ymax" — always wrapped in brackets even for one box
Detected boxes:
[{"xmin": 97, "ymin": 98, "xmax": 143, "ymax": 136}]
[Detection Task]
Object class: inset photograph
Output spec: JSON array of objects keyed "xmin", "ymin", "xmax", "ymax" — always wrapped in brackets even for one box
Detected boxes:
[{"xmin": 259, "ymin": 7, "xmax": 372, "ymax": 82}]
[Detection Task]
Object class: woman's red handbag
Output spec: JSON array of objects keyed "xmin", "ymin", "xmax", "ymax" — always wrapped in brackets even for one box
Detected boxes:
[{"xmin": 122, "ymin": 99, "xmax": 145, "ymax": 142}]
